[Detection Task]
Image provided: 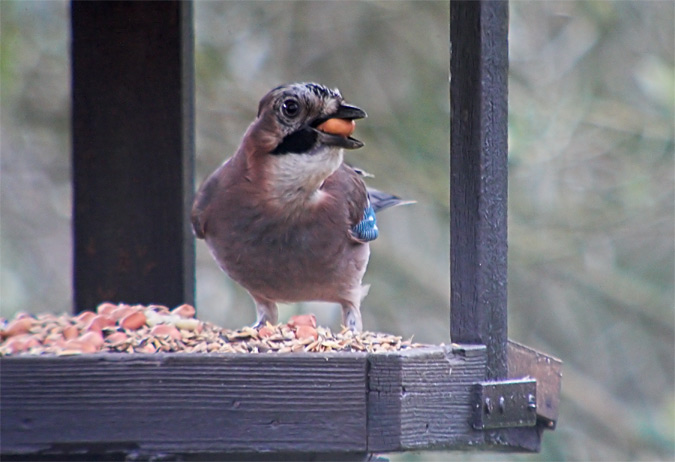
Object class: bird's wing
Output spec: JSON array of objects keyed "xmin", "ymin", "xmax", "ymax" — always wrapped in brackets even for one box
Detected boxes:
[
  {"xmin": 191, "ymin": 159, "xmax": 231, "ymax": 239},
  {"xmin": 351, "ymin": 200, "xmax": 379, "ymax": 242},
  {"xmin": 320, "ymin": 164, "xmax": 371, "ymax": 242},
  {"xmin": 350, "ymin": 188, "xmax": 414, "ymax": 242},
  {"xmin": 324, "ymin": 165, "xmax": 415, "ymax": 243},
  {"xmin": 191, "ymin": 179, "xmax": 215, "ymax": 239},
  {"xmin": 346, "ymin": 163, "xmax": 415, "ymax": 213}
]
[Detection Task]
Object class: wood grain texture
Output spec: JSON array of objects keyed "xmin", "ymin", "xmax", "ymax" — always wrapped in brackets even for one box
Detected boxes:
[
  {"xmin": 450, "ymin": 0, "xmax": 509, "ymax": 380},
  {"xmin": 72, "ymin": 1, "xmax": 195, "ymax": 312},
  {"xmin": 1, "ymin": 353, "xmax": 367, "ymax": 457},
  {"xmin": 368, "ymin": 345, "xmax": 487, "ymax": 452}
]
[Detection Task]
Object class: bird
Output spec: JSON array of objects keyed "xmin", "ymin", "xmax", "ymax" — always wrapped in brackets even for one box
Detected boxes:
[{"xmin": 191, "ymin": 82, "xmax": 409, "ymax": 331}]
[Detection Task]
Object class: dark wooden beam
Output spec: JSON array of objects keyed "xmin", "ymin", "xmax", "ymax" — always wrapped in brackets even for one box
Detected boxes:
[
  {"xmin": 450, "ymin": 0, "xmax": 509, "ymax": 381},
  {"xmin": 71, "ymin": 1, "xmax": 195, "ymax": 313}
]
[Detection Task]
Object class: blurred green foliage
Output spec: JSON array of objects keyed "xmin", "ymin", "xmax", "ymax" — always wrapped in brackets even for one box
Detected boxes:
[{"xmin": 0, "ymin": 1, "xmax": 673, "ymax": 460}]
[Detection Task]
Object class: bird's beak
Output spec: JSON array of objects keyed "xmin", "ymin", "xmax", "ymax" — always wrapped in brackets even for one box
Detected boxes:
[
  {"xmin": 333, "ymin": 104, "xmax": 367, "ymax": 121},
  {"xmin": 314, "ymin": 104, "xmax": 367, "ymax": 150}
]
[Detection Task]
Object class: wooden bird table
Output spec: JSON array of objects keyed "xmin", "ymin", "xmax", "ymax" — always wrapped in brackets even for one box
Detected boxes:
[{"xmin": 1, "ymin": 1, "xmax": 561, "ymax": 460}]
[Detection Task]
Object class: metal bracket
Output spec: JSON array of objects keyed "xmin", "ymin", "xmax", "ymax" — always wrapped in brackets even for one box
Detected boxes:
[{"xmin": 473, "ymin": 378, "xmax": 537, "ymax": 430}]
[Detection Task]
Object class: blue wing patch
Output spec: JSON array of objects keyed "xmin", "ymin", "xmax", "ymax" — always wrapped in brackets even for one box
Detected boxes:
[{"xmin": 351, "ymin": 201, "xmax": 379, "ymax": 242}]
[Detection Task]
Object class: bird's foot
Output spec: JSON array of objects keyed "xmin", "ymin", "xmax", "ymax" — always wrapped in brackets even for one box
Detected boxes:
[
  {"xmin": 251, "ymin": 319, "xmax": 268, "ymax": 329},
  {"xmin": 341, "ymin": 305, "xmax": 363, "ymax": 332},
  {"xmin": 252, "ymin": 297, "xmax": 278, "ymax": 329}
]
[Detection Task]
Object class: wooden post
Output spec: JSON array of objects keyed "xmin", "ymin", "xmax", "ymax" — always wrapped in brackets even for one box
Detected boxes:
[
  {"xmin": 71, "ymin": 1, "xmax": 195, "ymax": 312},
  {"xmin": 450, "ymin": 0, "xmax": 509, "ymax": 380}
]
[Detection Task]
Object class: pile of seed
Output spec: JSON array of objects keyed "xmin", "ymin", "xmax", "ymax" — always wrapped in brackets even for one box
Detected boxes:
[{"xmin": 0, "ymin": 303, "xmax": 423, "ymax": 356}]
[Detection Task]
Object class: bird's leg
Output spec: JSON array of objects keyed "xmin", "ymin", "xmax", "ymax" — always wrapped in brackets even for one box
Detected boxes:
[
  {"xmin": 251, "ymin": 296, "xmax": 278, "ymax": 328},
  {"xmin": 341, "ymin": 303, "xmax": 363, "ymax": 332}
]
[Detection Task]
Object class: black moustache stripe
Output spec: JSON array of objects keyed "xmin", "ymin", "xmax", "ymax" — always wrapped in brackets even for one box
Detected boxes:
[{"xmin": 271, "ymin": 127, "xmax": 318, "ymax": 155}]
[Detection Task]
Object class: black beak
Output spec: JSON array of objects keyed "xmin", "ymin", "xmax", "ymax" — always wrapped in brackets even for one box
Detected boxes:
[
  {"xmin": 317, "ymin": 131, "xmax": 364, "ymax": 150},
  {"xmin": 313, "ymin": 103, "xmax": 367, "ymax": 150},
  {"xmin": 333, "ymin": 103, "xmax": 367, "ymax": 121}
]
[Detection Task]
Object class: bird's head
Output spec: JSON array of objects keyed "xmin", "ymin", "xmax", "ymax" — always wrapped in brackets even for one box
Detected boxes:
[
  {"xmin": 241, "ymin": 83, "xmax": 366, "ymax": 205},
  {"xmin": 255, "ymin": 82, "xmax": 366, "ymax": 153}
]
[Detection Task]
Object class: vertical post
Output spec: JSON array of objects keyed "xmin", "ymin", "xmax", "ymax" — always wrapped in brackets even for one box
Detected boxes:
[
  {"xmin": 72, "ymin": 1, "xmax": 195, "ymax": 312},
  {"xmin": 450, "ymin": 0, "xmax": 509, "ymax": 380}
]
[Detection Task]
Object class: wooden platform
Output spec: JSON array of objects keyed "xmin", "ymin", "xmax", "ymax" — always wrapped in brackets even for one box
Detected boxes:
[{"xmin": 1, "ymin": 343, "xmax": 558, "ymax": 460}]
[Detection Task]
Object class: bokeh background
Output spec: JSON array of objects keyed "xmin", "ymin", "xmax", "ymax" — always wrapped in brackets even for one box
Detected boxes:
[{"xmin": 1, "ymin": 1, "xmax": 673, "ymax": 460}]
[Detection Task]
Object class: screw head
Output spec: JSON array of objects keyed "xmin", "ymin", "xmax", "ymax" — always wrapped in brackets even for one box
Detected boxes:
[{"xmin": 527, "ymin": 393, "xmax": 537, "ymax": 411}]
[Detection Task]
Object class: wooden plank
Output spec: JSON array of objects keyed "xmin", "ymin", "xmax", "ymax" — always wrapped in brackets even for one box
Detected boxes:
[
  {"xmin": 71, "ymin": 1, "xmax": 195, "ymax": 312},
  {"xmin": 0, "ymin": 353, "xmax": 368, "ymax": 458},
  {"xmin": 367, "ymin": 345, "xmax": 487, "ymax": 451},
  {"xmin": 450, "ymin": 0, "xmax": 509, "ymax": 380},
  {"xmin": 508, "ymin": 340, "xmax": 563, "ymax": 428}
]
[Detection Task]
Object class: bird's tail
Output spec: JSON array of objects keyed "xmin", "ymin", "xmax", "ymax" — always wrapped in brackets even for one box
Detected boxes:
[{"xmin": 367, "ymin": 188, "xmax": 416, "ymax": 213}]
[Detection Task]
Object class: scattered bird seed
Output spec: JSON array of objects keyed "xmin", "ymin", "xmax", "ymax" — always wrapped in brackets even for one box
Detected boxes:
[{"xmin": 0, "ymin": 304, "xmax": 425, "ymax": 356}]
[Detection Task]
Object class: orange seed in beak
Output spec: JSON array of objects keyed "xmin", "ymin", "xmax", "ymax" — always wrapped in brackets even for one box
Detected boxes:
[{"xmin": 317, "ymin": 118, "xmax": 356, "ymax": 137}]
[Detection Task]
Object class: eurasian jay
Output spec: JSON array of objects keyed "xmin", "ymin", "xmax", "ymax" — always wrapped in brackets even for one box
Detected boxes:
[{"xmin": 191, "ymin": 82, "xmax": 408, "ymax": 331}]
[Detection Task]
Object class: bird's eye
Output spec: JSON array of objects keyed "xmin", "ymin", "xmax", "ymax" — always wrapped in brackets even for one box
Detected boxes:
[{"xmin": 281, "ymin": 99, "xmax": 300, "ymax": 118}]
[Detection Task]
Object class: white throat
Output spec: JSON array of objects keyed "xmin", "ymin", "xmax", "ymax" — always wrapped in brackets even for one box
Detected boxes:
[{"xmin": 267, "ymin": 146, "xmax": 343, "ymax": 209}]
